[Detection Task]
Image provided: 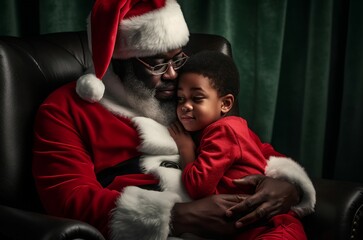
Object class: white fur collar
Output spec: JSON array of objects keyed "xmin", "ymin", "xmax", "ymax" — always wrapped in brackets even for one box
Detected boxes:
[
  {"xmin": 132, "ymin": 116, "xmax": 178, "ymax": 155},
  {"xmin": 100, "ymin": 97, "xmax": 178, "ymax": 156},
  {"xmin": 98, "ymin": 67, "xmax": 178, "ymax": 155}
]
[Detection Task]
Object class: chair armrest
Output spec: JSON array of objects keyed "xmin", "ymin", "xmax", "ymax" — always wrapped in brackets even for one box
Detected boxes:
[
  {"xmin": 303, "ymin": 178, "xmax": 363, "ymax": 240},
  {"xmin": 0, "ymin": 205, "xmax": 105, "ymax": 240}
]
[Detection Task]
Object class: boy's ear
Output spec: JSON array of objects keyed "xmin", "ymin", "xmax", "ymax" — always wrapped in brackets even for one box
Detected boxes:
[{"xmin": 221, "ymin": 94, "xmax": 234, "ymax": 114}]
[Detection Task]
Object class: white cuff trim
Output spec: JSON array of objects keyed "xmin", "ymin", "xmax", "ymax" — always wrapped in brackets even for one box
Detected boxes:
[
  {"xmin": 265, "ymin": 156, "xmax": 316, "ymax": 216},
  {"xmin": 110, "ymin": 186, "xmax": 181, "ymax": 240}
]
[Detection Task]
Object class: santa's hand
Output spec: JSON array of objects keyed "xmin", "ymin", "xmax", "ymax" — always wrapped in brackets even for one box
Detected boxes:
[
  {"xmin": 171, "ymin": 194, "xmax": 241, "ymax": 238},
  {"xmin": 226, "ymin": 175, "xmax": 300, "ymax": 228}
]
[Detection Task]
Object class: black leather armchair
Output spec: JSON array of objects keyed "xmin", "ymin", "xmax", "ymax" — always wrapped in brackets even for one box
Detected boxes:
[{"xmin": 0, "ymin": 31, "xmax": 362, "ymax": 240}]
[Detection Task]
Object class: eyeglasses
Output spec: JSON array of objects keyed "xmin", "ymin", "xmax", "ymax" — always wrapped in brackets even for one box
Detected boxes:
[{"xmin": 136, "ymin": 52, "xmax": 189, "ymax": 75}]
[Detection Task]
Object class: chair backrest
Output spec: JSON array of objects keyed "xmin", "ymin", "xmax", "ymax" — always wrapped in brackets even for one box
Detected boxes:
[{"xmin": 0, "ymin": 31, "xmax": 233, "ymax": 212}]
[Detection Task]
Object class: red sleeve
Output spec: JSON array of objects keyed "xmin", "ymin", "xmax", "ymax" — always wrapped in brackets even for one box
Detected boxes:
[
  {"xmin": 182, "ymin": 122, "xmax": 241, "ymax": 199},
  {"xmin": 248, "ymin": 128, "xmax": 285, "ymax": 158},
  {"xmin": 32, "ymin": 88, "xmax": 119, "ymax": 236}
]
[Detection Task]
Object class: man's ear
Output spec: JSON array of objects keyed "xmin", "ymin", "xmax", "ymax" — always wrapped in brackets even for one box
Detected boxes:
[{"xmin": 221, "ymin": 94, "xmax": 234, "ymax": 115}]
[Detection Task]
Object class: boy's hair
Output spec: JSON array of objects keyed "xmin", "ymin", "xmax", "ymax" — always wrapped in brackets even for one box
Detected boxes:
[{"xmin": 179, "ymin": 50, "xmax": 240, "ymax": 97}]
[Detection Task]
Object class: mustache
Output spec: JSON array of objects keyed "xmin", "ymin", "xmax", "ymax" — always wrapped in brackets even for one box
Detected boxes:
[{"xmin": 155, "ymin": 82, "xmax": 176, "ymax": 91}]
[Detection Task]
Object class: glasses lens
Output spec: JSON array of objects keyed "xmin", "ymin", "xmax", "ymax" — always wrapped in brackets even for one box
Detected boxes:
[
  {"xmin": 138, "ymin": 53, "xmax": 188, "ymax": 75},
  {"xmin": 152, "ymin": 63, "xmax": 169, "ymax": 74},
  {"xmin": 172, "ymin": 57, "xmax": 188, "ymax": 70}
]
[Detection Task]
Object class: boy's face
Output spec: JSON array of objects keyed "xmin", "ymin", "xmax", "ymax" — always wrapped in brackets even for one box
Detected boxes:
[{"xmin": 176, "ymin": 72, "xmax": 224, "ymax": 132}]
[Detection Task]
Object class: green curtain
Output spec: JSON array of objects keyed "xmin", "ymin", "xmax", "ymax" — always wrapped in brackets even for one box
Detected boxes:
[
  {"xmin": 180, "ymin": 0, "xmax": 363, "ymax": 183},
  {"xmin": 0, "ymin": 0, "xmax": 93, "ymax": 36},
  {"xmin": 1, "ymin": 0, "xmax": 362, "ymax": 183}
]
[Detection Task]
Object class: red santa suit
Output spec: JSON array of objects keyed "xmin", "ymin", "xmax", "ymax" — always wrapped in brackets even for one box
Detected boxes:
[
  {"xmin": 33, "ymin": 79, "xmax": 189, "ymax": 239},
  {"xmin": 33, "ymin": 77, "xmax": 315, "ymax": 240}
]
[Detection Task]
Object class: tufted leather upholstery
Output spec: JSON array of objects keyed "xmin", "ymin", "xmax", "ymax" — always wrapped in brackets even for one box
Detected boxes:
[{"xmin": 0, "ymin": 31, "xmax": 362, "ymax": 240}]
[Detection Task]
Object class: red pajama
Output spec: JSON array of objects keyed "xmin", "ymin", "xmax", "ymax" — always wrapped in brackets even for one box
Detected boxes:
[{"xmin": 235, "ymin": 211, "xmax": 306, "ymax": 240}]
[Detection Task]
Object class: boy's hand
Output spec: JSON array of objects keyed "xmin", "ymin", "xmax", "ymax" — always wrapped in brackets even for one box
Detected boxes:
[
  {"xmin": 168, "ymin": 121, "xmax": 194, "ymax": 149},
  {"xmin": 168, "ymin": 121, "xmax": 196, "ymax": 166}
]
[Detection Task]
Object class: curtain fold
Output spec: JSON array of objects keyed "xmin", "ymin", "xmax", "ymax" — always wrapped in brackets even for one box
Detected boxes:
[
  {"xmin": 0, "ymin": 0, "xmax": 92, "ymax": 36},
  {"xmin": 335, "ymin": 0, "xmax": 363, "ymax": 181},
  {"xmin": 39, "ymin": 0, "xmax": 93, "ymax": 34},
  {"xmin": 0, "ymin": 0, "xmax": 26, "ymax": 36},
  {"xmin": 300, "ymin": 0, "xmax": 332, "ymax": 177},
  {"xmin": 1, "ymin": 0, "xmax": 362, "ymax": 182}
]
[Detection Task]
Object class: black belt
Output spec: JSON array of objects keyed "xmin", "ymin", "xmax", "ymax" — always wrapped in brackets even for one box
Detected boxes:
[{"xmin": 96, "ymin": 156, "xmax": 180, "ymax": 191}]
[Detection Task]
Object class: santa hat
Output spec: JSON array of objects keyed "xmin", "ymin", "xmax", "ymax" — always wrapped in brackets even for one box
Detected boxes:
[{"xmin": 76, "ymin": 0, "xmax": 190, "ymax": 102}]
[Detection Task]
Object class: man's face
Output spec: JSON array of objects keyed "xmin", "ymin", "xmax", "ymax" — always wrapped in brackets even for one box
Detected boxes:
[
  {"xmin": 112, "ymin": 48, "xmax": 186, "ymax": 125},
  {"xmin": 132, "ymin": 48, "xmax": 184, "ymax": 101}
]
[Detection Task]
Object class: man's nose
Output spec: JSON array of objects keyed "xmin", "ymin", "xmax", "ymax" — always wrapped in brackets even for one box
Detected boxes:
[{"xmin": 162, "ymin": 64, "xmax": 178, "ymax": 80}]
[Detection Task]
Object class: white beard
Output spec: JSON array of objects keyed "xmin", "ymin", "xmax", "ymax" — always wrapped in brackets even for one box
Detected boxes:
[{"xmin": 101, "ymin": 62, "xmax": 177, "ymax": 126}]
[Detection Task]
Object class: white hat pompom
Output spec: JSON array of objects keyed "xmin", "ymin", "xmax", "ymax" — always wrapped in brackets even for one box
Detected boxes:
[{"xmin": 76, "ymin": 74, "xmax": 105, "ymax": 103}]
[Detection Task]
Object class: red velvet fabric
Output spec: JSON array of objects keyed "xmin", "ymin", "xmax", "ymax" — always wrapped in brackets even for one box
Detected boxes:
[
  {"xmin": 32, "ymin": 82, "xmax": 158, "ymax": 235},
  {"xmin": 182, "ymin": 116, "xmax": 267, "ymax": 199},
  {"xmin": 236, "ymin": 211, "xmax": 307, "ymax": 240}
]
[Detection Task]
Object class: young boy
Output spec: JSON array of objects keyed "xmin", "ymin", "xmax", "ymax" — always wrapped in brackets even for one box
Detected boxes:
[{"xmin": 168, "ymin": 50, "xmax": 307, "ymax": 239}]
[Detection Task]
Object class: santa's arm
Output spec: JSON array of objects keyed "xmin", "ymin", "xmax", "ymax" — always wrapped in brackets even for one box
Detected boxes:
[
  {"xmin": 265, "ymin": 156, "xmax": 315, "ymax": 216},
  {"xmin": 249, "ymin": 129, "xmax": 316, "ymax": 216}
]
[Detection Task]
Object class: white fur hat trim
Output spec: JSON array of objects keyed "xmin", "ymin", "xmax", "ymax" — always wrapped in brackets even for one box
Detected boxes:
[{"xmin": 114, "ymin": 0, "xmax": 189, "ymax": 59}]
